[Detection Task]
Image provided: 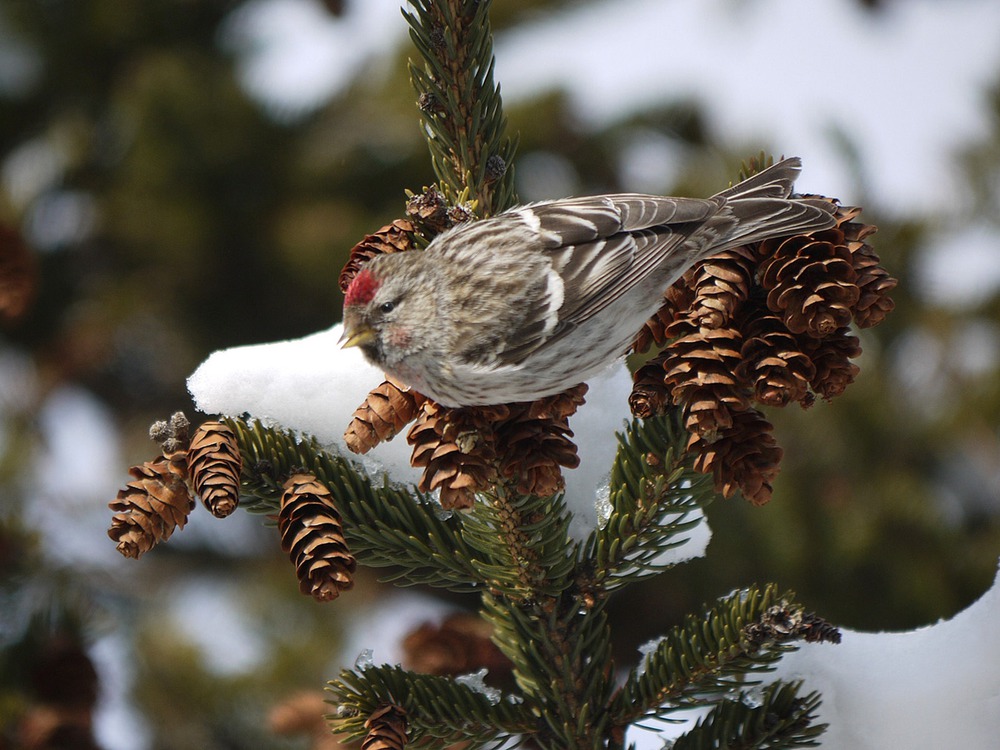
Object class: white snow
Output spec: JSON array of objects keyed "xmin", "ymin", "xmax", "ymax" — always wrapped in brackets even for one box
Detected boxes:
[
  {"xmin": 770, "ymin": 562, "xmax": 1000, "ymax": 750},
  {"xmin": 455, "ymin": 668, "xmax": 503, "ymax": 705},
  {"xmin": 187, "ymin": 324, "xmax": 420, "ymax": 483},
  {"xmin": 625, "ymin": 564, "xmax": 1000, "ymax": 749}
]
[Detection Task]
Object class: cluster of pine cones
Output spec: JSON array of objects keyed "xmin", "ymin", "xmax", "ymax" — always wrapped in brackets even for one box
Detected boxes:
[
  {"xmin": 341, "ymin": 186, "xmax": 895, "ymax": 507},
  {"xmin": 630, "ymin": 200, "xmax": 894, "ymax": 504},
  {"xmin": 108, "ymin": 413, "xmax": 356, "ymax": 602}
]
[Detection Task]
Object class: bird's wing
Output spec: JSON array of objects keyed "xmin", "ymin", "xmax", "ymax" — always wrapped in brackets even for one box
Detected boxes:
[
  {"xmin": 515, "ymin": 194, "xmax": 720, "ymax": 247},
  {"xmin": 491, "ymin": 195, "xmax": 724, "ymax": 366}
]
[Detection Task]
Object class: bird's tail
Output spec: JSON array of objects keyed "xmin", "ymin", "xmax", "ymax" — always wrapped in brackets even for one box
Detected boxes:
[{"xmin": 711, "ymin": 157, "xmax": 837, "ymax": 249}]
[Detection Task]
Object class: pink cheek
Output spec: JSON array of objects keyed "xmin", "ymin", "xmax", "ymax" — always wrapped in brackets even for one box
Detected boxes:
[{"xmin": 387, "ymin": 325, "xmax": 411, "ymax": 349}]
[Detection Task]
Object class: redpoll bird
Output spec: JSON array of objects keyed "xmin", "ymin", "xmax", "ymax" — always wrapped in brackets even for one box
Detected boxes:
[{"xmin": 341, "ymin": 157, "xmax": 835, "ymax": 407}]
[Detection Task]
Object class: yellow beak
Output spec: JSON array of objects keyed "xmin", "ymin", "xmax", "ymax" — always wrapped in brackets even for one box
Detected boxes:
[{"xmin": 340, "ymin": 324, "xmax": 377, "ymax": 349}]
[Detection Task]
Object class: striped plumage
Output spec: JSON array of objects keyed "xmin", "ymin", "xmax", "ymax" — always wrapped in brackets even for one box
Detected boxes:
[{"xmin": 341, "ymin": 157, "xmax": 835, "ymax": 407}]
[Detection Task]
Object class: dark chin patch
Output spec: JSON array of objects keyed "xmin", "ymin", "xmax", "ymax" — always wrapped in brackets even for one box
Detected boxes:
[{"xmin": 359, "ymin": 340, "xmax": 382, "ymax": 365}]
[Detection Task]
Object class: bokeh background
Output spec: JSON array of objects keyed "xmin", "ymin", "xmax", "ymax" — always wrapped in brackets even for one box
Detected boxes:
[{"xmin": 2, "ymin": 0, "xmax": 1000, "ymax": 747}]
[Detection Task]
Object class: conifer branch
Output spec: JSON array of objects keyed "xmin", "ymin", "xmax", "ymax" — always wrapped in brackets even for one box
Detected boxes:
[
  {"xmin": 581, "ymin": 411, "xmax": 715, "ymax": 597},
  {"xmin": 328, "ymin": 664, "xmax": 535, "ymax": 748},
  {"xmin": 404, "ymin": 0, "xmax": 518, "ymax": 215},
  {"xmin": 672, "ymin": 681, "xmax": 825, "ymax": 749},
  {"xmin": 223, "ymin": 418, "xmax": 481, "ymax": 591},
  {"xmin": 481, "ymin": 593, "xmax": 614, "ymax": 750},
  {"xmin": 462, "ymin": 484, "xmax": 576, "ymax": 600},
  {"xmin": 608, "ymin": 585, "xmax": 839, "ymax": 728}
]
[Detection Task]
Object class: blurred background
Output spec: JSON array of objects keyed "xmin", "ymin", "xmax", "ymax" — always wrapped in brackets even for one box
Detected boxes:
[{"xmin": 1, "ymin": 0, "xmax": 1000, "ymax": 747}]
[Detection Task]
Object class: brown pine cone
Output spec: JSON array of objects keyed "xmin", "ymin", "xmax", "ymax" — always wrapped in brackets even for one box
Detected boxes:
[
  {"xmin": 661, "ymin": 320, "xmax": 744, "ymax": 399},
  {"xmin": 188, "ymin": 421, "xmax": 243, "ymax": 518},
  {"xmin": 407, "ymin": 401, "xmax": 502, "ymax": 510},
  {"xmin": 402, "ymin": 613, "xmax": 512, "ymax": 678},
  {"xmin": 279, "ymin": 474, "xmax": 356, "ymax": 602},
  {"xmin": 845, "ymin": 222, "xmax": 896, "ymax": 328},
  {"xmin": 661, "ymin": 320, "xmax": 750, "ymax": 440},
  {"xmin": 760, "ymin": 229, "xmax": 860, "ymax": 338},
  {"xmin": 633, "ymin": 281, "xmax": 694, "ymax": 354},
  {"xmin": 681, "ymin": 385, "xmax": 753, "ymax": 443},
  {"xmin": 405, "ymin": 185, "xmax": 474, "ymax": 237},
  {"xmin": 629, "ymin": 354, "xmax": 670, "ymax": 419},
  {"xmin": 339, "ymin": 219, "xmax": 416, "ymax": 293},
  {"xmin": 108, "ymin": 457, "xmax": 195, "ymax": 558},
  {"xmin": 344, "ymin": 377, "xmax": 427, "ymax": 454},
  {"xmin": 523, "ymin": 382, "xmax": 588, "ymax": 421},
  {"xmin": 362, "ymin": 705, "xmax": 408, "ymax": 750},
  {"xmin": 149, "ymin": 411, "xmax": 190, "ymax": 454},
  {"xmin": 689, "ymin": 408, "xmax": 782, "ymax": 505},
  {"xmin": 795, "ymin": 198, "xmax": 894, "ymax": 328},
  {"xmin": 802, "ymin": 328, "xmax": 862, "ymax": 400},
  {"xmin": 688, "ymin": 245, "xmax": 759, "ymax": 330},
  {"xmin": 496, "ymin": 390, "xmax": 584, "ymax": 497},
  {"xmin": 737, "ymin": 308, "xmax": 817, "ymax": 408}
]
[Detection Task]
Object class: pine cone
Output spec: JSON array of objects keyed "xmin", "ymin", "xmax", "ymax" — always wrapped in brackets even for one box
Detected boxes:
[
  {"xmin": 495, "ymin": 386, "xmax": 586, "ymax": 497},
  {"xmin": 661, "ymin": 320, "xmax": 744, "ymax": 400},
  {"xmin": 108, "ymin": 457, "xmax": 195, "ymax": 558},
  {"xmin": 402, "ymin": 613, "xmax": 512, "ymax": 678},
  {"xmin": 149, "ymin": 412, "xmax": 191, "ymax": 480},
  {"xmin": 407, "ymin": 401, "xmax": 502, "ymax": 510},
  {"xmin": 629, "ymin": 354, "xmax": 670, "ymax": 419},
  {"xmin": 688, "ymin": 245, "xmax": 759, "ymax": 330},
  {"xmin": 362, "ymin": 705, "xmax": 408, "ymax": 750},
  {"xmin": 339, "ymin": 219, "xmax": 416, "ymax": 293},
  {"xmin": 681, "ymin": 385, "xmax": 754, "ymax": 443},
  {"xmin": 524, "ymin": 382, "xmax": 588, "ymax": 421},
  {"xmin": 689, "ymin": 408, "xmax": 782, "ymax": 505},
  {"xmin": 344, "ymin": 377, "xmax": 427, "ymax": 454},
  {"xmin": 845, "ymin": 222, "xmax": 896, "ymax": 328},
  {"xmin": 802, "ymin": 328, "xmax": 862, "ymax": 400},
  {"xmin": 661, "ymin": 321, "xmax": 750, "ymax": 440},
  {"xmin": 737, "ymin": 308, "xmax": 816, "ymax": 408},
  {"xmin": 759, "ymin": 229, "xmax": 860, "ymax": 338},
  {"xmin": 188, "ymin": 421, "xmax": 242, "ymax": 518},
  {"xmin": 744, "ymin": 604, "xmax": 842, "ymax": 648},
  {"xmin": 279, "ymin": 475, "xmax": 356, "ymax": 602},
  {"xmin": 633, "ymin": 281, "xmax": 694, "ymax": 354},
  {"xmin": 821, "ymin": 200, "xmax": 896, "ymax": 327},
  {"xmin": 0, "ymin": 223, "xmax": 36, "ymax": 324},
  {"xmin": 404, "ymin": 185, "xmax": 474, "ymax": 237}
]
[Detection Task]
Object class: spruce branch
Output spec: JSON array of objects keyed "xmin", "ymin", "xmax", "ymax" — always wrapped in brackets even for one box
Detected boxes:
[
  {"xmin": 462, "ymin": 483, "xmax": 576, "ymax": 600},
  {"xmin": 404, "ymin": 0, "xmax": 518, "ymax": 215},
  {"xmin": 222, "ymin": 417, "xmax": 481, "ymax": 592},
  {"xmin": 481, "ymin": 593, "xmax": 614, "ymax": 750},
  {"xmin": 672, "ymin": 681, "xmax": 825, "ymax": 750},
  {"xmin": 328, "ymin": 664, "xmax": 535, "ymax": 748},
  {"xmin": 582, "ymin": 411, "xmax": 715, "ymax": 596},
  {"xmin": 609, "ymin": 585, "xmax": 839, "ymax": 728}
]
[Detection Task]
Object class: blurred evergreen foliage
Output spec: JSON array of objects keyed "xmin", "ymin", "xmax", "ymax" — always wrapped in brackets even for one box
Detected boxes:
[{"xmin": 1, "ymin": 0, "xmax": 999, "ymax": 747}]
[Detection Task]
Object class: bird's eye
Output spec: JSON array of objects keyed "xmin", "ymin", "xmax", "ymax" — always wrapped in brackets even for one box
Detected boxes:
[{"xmin": 379, "ymin": 301, "xmax": 395, "ymax": 314}]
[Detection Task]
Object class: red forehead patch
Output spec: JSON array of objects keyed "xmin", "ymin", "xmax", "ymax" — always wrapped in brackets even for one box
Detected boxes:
[{"xmin": 345, "ymin": 267, "xmax": 380, "ymax": 307}]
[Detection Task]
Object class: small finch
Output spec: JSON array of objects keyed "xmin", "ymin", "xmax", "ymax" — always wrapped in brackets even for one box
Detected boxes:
[{"xmin": 342, "ymin": 157, "xmax": 835, "ymax": 407}]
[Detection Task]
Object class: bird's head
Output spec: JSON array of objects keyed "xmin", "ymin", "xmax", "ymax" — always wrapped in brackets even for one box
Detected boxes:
[{"xmin": 341, "ymin": 255, "xmax": 425, "ymax": 368}]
